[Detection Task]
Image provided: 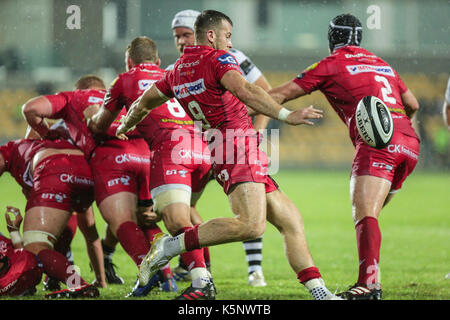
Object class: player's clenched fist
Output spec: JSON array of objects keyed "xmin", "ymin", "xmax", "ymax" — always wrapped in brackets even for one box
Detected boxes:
[{"xmin": 285, "ymin": 105, "xmax": 323, "ymax": 126}]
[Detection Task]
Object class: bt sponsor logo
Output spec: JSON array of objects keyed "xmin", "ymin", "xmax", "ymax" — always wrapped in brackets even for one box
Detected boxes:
[
  {"xmin": 41, "ymin": 193, "xmax": 67, "ymax": 203},
  {"xmin": 107, "ymin": 175, "xmax": 131, "ymax": 187}
]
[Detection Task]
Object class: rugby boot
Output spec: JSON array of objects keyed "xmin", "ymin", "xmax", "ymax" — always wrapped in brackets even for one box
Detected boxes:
[{"xmin": 337, "ymin": 283, "xmax": 382, "ymax": 300}]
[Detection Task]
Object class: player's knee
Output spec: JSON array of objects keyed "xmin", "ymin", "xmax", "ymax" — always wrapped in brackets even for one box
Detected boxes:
[{"xmin": 240, "ymin": 220, "xmax": 266, "ymax": 240}]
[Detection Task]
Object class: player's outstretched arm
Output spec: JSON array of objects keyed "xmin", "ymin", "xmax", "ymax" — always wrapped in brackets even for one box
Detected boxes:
[
  {"xmin": 76, "ymin": 208, "xmax": 107, "ymax": 288},
  {"xmin": 116, "ymin": 85, "xmax": 169, "ymax": 137},
  {"xmin": 221, "ymin": 70, "xmax": 322, "ymax": 126},
  {"xmin": 268, "ymin": 80, "xmax": 307, "ymax": 105},
  {"xmin": 22, "ymin": 96, "xmax": 53, "ymax": 138},
  {"xmin": 251, "ymin": 75, "xmax": 272, "ymax": 131}
]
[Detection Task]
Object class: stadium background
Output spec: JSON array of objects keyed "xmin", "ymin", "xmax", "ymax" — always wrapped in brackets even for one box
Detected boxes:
[{"xmin": 0, "ymin": 0, "xmax": 449, "ymax": 300}]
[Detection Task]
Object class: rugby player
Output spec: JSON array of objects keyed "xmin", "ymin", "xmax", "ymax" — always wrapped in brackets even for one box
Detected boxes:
[
  {"xmin": 268, "ymin": 14, "xmax": 420, "ymax": 300},
  {"xmin": 117, "ymin": 10, "xmax": 340, "ymax": 300},
  {"xmin": 168, "ymin": 9, "xmax": 271, "ymax": 287},
  {"xmin": 22, "ymin": 76, "xmax": 159, "ymax": 288},
  {"xmin": 0, "ymin": 138, "xmax": 105, "ymax": 298},
  {"xmin": 88, "ymin": 37, "xmax": 213, "ymax": 299},
  {"xmin": 0, "ymin": 207, "xmax": 42, "ymax": 296}
]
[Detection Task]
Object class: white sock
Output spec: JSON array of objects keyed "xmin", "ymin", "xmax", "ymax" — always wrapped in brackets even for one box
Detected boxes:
[
  {"xmin": 190, "ymin": 267, "xmax": 211, "ymax": 288},
  {"xmin": 163, "ymin": 234, "xmax": 186, "ymax": 258},
  {"xmin": 304, "ymin": 278, "xmax": 334, "ymax": 300}
]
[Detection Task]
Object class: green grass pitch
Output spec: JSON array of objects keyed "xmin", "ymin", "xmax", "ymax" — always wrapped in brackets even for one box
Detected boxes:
[{"xmin": 0, "ymin": 169, "xmax": 449, "ymax": 300}]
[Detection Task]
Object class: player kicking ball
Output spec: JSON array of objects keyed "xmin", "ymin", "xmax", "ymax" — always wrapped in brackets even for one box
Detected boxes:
[{"xmin": 117, "ymin": 10, "xmax": 341, "ymax": 300}]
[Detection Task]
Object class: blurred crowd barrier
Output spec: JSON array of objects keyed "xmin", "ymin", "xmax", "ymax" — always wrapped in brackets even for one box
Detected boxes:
[{"xmin": 0, "ymin": 72, "xmax": 448, "ymax": 170}]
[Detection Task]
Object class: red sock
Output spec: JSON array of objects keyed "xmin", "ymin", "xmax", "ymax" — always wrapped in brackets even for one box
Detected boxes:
[
  {"xmin": 161, "ymin": 263, "xmax": 173, "ymax": 278},
  {"xmin": 116, "ymin": 221, "xmax": 150, "ymax": 266},
  {"xmin": 54, "ymin": 214, "xmax": 78, "ymax": 257},
  {"xmin": 355, "ymin": 216, "xmax": 381, "ymax": 286},
  {"xmin": 297, "ymin": 266, "xmax": 322, "ymax": 284},
  {"xmin": 142, "ymin": 223, "xmax": 163, "ymax": 243},
  {"xmin": 178, "ymin": 227, "xmax": 205, "ymax": 271},
  {"xmin": 203, "ymin": 247, "xmax": 211, "ymax": 269},
  {"xmin": 184, "ymin": 224, "xmax": 200, "ymax": 251},
  {"xmin": 37, "ymin": 249, "xmax": 87, "ymax": 288}
]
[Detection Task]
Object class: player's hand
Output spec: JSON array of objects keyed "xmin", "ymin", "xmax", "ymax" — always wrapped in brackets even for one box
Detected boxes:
[
  {"xmin": 5, "ymin": 206, "xmax": 23, "ymax": 232},
  {"xmin": 115, "ymin": 124, "xmax": 129, "ymax": 140},
  {"xmin": 92, "ymin": 278, "xmax": 107, "ymax": 288},
  {"xmin": 137, "ymin": 206, "xmax": 161, "ymax": 226},
  {"xmin": 286, "ymin": 106, "xmax": 323, "ymax": 126}
]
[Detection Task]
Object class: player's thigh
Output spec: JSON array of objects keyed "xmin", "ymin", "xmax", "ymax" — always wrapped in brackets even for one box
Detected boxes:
[
  {"xmin": 228, "ymin": 182, "xmax": 267, "ymax": 232},
  {"xmin": 266, "ymin": 189, "xmax": 304, "ymax": 233},
  {"xmin": 23, "ymin": 206, "xmax": 72, "ymax": 251},
  {"xmin": 350, "ymin": 175, "xmax": 391, "ymax": 224},
  {"xmin": 23, "ymin": 206, "xmax": 71, "ymax": 235},
  {"xmin": 98, "ymin": 191, "xmax": 138, "ymax": 233}
]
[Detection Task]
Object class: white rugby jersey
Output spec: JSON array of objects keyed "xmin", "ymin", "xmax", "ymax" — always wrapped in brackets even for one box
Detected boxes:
[{"xmin": 165, "ymin": 48, "xmax": 262, "ymax": 84}]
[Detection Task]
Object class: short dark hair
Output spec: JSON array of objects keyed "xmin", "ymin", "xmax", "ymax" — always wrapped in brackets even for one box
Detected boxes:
[
  {"xmin": 75, "ymin": 75, "xmax": 105, "ymax": 90},
  {"xmin": 127, "ymin": 36, "xmax": 158, "ymax": 64},
  {"xmin": 194, "ymin": 10, "xmax": 233, "ymax": 41},
  {"xmin": 328, "ymin": 13, "xmax": 363, "ymax": 52}
]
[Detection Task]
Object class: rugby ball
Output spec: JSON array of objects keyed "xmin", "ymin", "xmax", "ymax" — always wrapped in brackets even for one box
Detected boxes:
[{"xmin": 355, "ymin": 96, "xmax": 393, "ymax": 149}]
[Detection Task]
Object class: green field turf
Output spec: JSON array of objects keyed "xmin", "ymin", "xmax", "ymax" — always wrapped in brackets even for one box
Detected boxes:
[{"xmin": 0, "ymin": 169, "xmax": 449, "ymax": 300}]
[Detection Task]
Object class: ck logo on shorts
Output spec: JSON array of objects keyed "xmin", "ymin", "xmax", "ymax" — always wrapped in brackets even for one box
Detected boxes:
[
  {"xmin": 115, "ymin": 154, "xmax": 150, "ymax": 165},
  {"xmin": 107, "ymin": 175, "xmax": 131, "ymax": 187},
  {"xmin": 372, "ymin": 162, "xmax": 393, "ymax": 172},
  {"xmin": 387, "ymin": 144, "xmax": 419, "ymax": 160},
  {"xmin": 60, "ymin": 174, "xmax": 94, "ymax": 186},
  {"xmin": 41, "ymin": 193, "xmax": 67, "ymax": 203}
]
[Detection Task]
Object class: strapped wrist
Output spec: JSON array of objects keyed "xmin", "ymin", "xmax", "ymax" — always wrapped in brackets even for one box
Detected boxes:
[{"xmin": 277, "ymin": 108, "xmax": 292, "ymax": 122}]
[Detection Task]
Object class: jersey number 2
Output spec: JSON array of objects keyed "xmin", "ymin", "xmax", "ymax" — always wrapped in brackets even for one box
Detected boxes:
[{"xmin": 374, "ymin": 75, "xmax": 396, "ymax": 104}]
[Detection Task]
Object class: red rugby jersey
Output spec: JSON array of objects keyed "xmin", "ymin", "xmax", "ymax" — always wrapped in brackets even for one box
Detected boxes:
[
  {"xmin": 0, "ymin": 234, "xmax": 41, "ymax": 296},
  {"xmin": 155, "ymin": 46, "xmax": 254, "ymax": 134},
  {"xmin": 45, "ymin": 89, "xmax": 129, "ymax": 158},
  {"xmin": 0, "ymin": 139, "xmax": 75, "ymax": 192},
  {"xmin": 293, "ymin": 45, "xmax": 418, "ymax": 146},
  {"xmin": 103, "ymin": 63, "xmax": 195, "ymax": 148}
]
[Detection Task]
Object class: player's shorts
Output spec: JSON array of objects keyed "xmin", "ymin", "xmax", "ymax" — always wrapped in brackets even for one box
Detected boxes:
[
  {"xmin": 26, "ymin": 154, "xmax": 94, "ymax": 212},
  {"xmin": 0, "ymin": 249, "xmax": 43, "ymax": 296},
  {"xmin": 90, "ymin": 138, "xmax": 151, "ymax": 205},
  {"xmin": 211, "ymin": 132, "xmax": 279, "ymax": 195},
  {"xmin": 149, "ymin": 137, "xmax": 211, "ymax": 198},
  {"xmin": 351, "ymin": 130, "xmax": 420, "ymax": 192}
]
